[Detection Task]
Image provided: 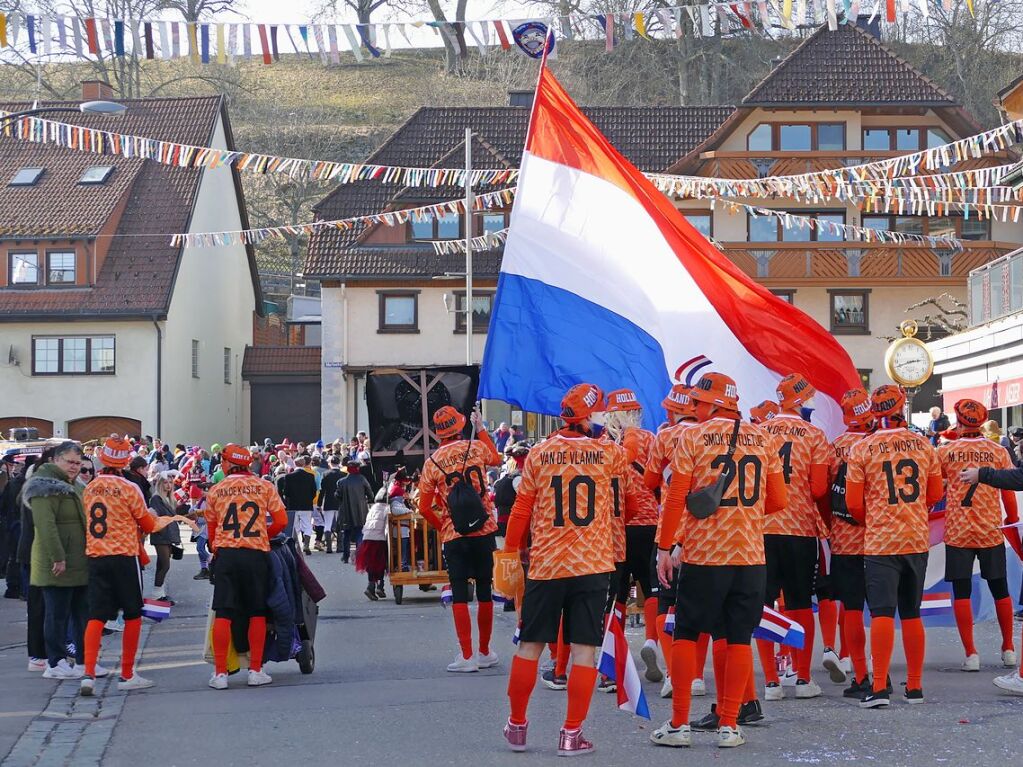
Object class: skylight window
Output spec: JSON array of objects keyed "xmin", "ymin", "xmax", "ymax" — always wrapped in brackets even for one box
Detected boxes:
[
  {"xmin": 9, "ymin": 167, "xmax": 44, "ymax": 186},
  {"xmin": 79, "ymin": 165, "xmax": 114, "ymax": 184}
]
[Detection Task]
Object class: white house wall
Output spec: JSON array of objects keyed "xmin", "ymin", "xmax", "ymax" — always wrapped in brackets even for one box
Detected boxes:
[{"xmin": 161, "ymin": 114, "xmax": 253, "ymax": 445}]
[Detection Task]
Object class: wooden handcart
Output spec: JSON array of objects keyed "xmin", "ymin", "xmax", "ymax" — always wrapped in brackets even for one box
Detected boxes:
[{"xmin": 386, "ymin": 512, "xmax": 446, "ymax": 605}]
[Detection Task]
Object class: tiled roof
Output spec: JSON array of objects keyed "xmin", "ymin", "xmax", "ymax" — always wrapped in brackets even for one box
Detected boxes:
[
  {"xmin": 311, "ymin": 246, "xmax": 503, "ymax": 280},
  {"xmin": 242, "ymin": 345, "xmax": 322, "ymax": 377},
  {"xmin": 307, "ymin": 105, "xmax": 733, "ymax": 277},
  {"xmin": 742, "ymin": 23, "xmax": 958, "ymax": 107},
  {"xmin": 0, "ymin": 96, "xmax": 238, "ymax": 319}
]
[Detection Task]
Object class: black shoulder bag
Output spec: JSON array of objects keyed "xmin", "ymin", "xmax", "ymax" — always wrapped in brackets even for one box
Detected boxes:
[
  {"xmin": 686, "ymin": 419, "xmax": 742, "ymax": 520},
  {"xmin": 430, "ymin": 426, "xmax": 488, "ymax": 536},
  {"xmin": 830, "ymin": 461, "xmax": 856, "ymax": 525}
]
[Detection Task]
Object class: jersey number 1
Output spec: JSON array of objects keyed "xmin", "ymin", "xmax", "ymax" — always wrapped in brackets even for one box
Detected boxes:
[{"xmin": 550, "ymin": 476, "xmax": 596, "ymax": 527}]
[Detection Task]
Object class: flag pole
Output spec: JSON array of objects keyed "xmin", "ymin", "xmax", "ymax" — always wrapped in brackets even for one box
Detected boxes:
[{"xmin": 465, "ymin": 126, "xmax": 474, "ymax": 366}]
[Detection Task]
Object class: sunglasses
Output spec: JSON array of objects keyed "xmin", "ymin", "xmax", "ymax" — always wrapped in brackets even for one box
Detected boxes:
[{"xmin": 79, "ymin": 468, "xmax": 94, "ymax": 474}]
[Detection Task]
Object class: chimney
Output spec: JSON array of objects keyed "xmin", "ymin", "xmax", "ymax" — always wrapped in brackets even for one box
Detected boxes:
[
  {"xmin": 508, "ymin": 89, "xmax": 534, "ymax": 108},
  {"xmin": 81, "ymin": 80, "xmax": 114, "ymax": 101}
]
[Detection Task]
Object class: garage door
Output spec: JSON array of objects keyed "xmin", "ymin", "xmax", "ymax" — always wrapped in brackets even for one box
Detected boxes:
[
  {"xmin": 67, "ymin": 416, "xmax": 142, "ymax": 444},
  {"xmin": 0, "ymin": 417, "xmax": 54, "ymax": 439}
]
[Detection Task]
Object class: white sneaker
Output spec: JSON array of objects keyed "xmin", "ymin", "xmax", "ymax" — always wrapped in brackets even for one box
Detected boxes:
[
  {"xmin": 840, "ymin": 656, "xmax": 852, "ymax": 674},
  {"xmin": 117, "ymin": 674, "xmax": 154, "ymax": 691},
  {"xmin": 764, "ymin": 682, "xmax": 784, "ymax": 701},
  {"xmin": 660, "ymin": 678, "xmax": 673, "ymax": 699},
  {"xmin": 993, "ymin": 671, "xmax": 1023, "ymax": 695},
  {"xmin": 93, "ymin": 663, "xmax": 111, "ymax": 679},
  {"xmin": 539, "ymin": 658, "xmax": 555, "ymax": 674},
  {"xmin": 446, "ymin": 654, "xmax": 479, "ymax": 673},
  {"xmin": 962, "ymin": 653, "xmax": 981, "ymax": 672},
  {"xmin": 717, "ymin": 725, "xmax": 746, "ymax": 748},
  {"xmin": 691, "ymin": 678, "xmax": 706, "ymax": 696},
  {"xmin": 795, "ymin": 679, "xmax": 822, "ymax": 699},
  {"xmin": 43, "ymin": 660, "xmax": 82, "ymax": 680},
  {"xmin": 822, "ymin": 648, "xmax": 847, "ymax": 683},
  {"xmin": 780, "ymin": 669, "xmax": 799, "ymax": 687},
  {"xmin": 1002, "ymin": 650, "xmax": 1017, "ymax": 668},
  {"xmin": 641, "ymin": 643, "xmax": 663, "ymax": 683},
  {"xmin": 477, "ymin": 651, "xmax": 499, "ymax": 669},
  {"xmin": 79, "ymin": 677, "xmax": 95, "ymax": 697},
  {"xmin": 27, "ymin": 658, "xmax": 46, "ymax": 672},
  {"xmin": 247, "ymin": 669, "xmax": 273, "ymax": 687},
  {"xmin": 650, "ymin": 721, "xmax": 691, "ymax": 748},
  {"xmin": 105, "ymin": 618, "xmax": 124, "ymax": 632},
  {"xmin": 209, "ymin": 673, "xmax": 228, "ymax": 690}
]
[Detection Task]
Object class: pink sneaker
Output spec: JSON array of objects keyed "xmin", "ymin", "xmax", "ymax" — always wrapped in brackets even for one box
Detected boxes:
[
  {"xmin": 503, "ymin": 719, "xmax": 528, "ymax": 752},
  {"xmin": 557, "ymin": 727, "xmax": 594, "ymax": 757}
]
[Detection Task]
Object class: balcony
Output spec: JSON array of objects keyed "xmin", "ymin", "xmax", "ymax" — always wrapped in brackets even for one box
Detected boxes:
[
  {"xmin": 968, "ymin": 248, "xmax": 1023, "ymax": 326},
  {"xmin": 716, "ymin": 241, "xmax": 1016, "ymax": 285}
]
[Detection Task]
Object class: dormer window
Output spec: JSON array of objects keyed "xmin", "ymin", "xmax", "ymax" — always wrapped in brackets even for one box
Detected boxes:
[
  {"xmin": 79, "ymin": 165, "xmax": 114, "ymax": 184},
  {"xmin": 9, "ymin": 167, "xmax": 44, "ymax": 186}
]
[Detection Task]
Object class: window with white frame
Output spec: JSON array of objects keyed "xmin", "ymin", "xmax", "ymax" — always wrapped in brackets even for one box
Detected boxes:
[{"xmin": 32, "ymin": 336, "xmax": 115, "ymax": 375}]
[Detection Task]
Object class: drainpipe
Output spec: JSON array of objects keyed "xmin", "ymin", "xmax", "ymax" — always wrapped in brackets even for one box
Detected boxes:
[{"xmin": 152, "ymin": 318, "xmax": 162, "ymax": 436}]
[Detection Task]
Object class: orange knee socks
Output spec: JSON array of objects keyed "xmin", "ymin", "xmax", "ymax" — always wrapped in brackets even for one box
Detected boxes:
[
  {"xmin": 789, "ymin": 608, "xmax": 815, "ymax": 681},
  {"xmin": 248, "ymin": 616, "xmax": 267, "ymax": 673},
  {"xmin": 696, "ymin": 633, "xmax": 711, "ymax": 681},
  {"xmin": 555, "ymin": 636, "xmax": 571, "ymax": 677},
  {"xmin": 818, "ymin": 599, "xmax": 839, "ymax": 649},
  {"xmin": 719, "ymin": 644, "xmax": 752, "ymax": 728},
  {"xmin": 711, "ymin": 638, "xmax": 727, "ymax": 706},
  {"xmin": 507, "ymin": 655, "xmax": 539, "ymax": 725},
  {"xmin": 902, "ymin": 617, "xmax": 925, "ymax": 690},
  {"xmin": 644, "ymin": 599, "xmax": 658, "ymax": 642},
  {"xmin": 84, "ymin": 620, "xmax": 104, "ymax": 678},
  {"xmin": 843, "ymin": 609, "xmax": 868, "ymax": 683},
  {"xmin": 744, "ymin": 665, "xmax": 757, "ymax": 703},
  {"xmin": 121, "ymin": 618, "xmax": 141, "ymax": 680},
  {"xmin": 756, "ymin": 639, "xmax": 779, "ymax": 685},
  {"xmin": 213, "ymin": 617, "xmax": 232, "ymax": 676},
  {"xmin": 953, "ymin": 599, "xmax": 977, "ymax": 656},
  {"xmin": 870, "ymin": 616, "xmax": 895, "ymax": 693},
  {"xmin": 995, "ymin": 597, "xmax": 1015, "ymax": 652},
  {"xmin": 656, "ymin": 614, "xmax": 672, "ymax": 677},
  {"xmin": 563, "ymin": 665, "xmax": 598, "ymax": 729},
  {"xmin": 478, "ymin": 601, "xmax": 494, "ymax": 656},
  {"xmin": 452, "ymin": 603, "xmax": 473, "ymax": 660},
  {"xmin": 669, "ymin": 639, "xmax": 697, "ymax": 728}
]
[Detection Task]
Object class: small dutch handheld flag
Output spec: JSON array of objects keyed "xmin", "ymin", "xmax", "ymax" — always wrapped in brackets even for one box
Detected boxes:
[
  {"xmin": 919, "ymin": 592, "xmax": 953, "ymax": 618},
  {"xmin": 141, "ymin": 598, "xmax": 172, "ymax": 622},
  {"xmin": 512, "ymin": 623, "xmax": 521, "ymax": 645},
  {"xmin": 493, "ymin": 591, "xmax": 509, "ymax": 605},
  {"xmin": 664, "ymin": 607, "xmax": 675, "ymax": 634},
  {"xmin": 753, "ymin": 606, "xmax": 805, "ymax": 649},
  {"xmin": 440, "ymin": 584, "xmax": 453, "ymax": 606}
]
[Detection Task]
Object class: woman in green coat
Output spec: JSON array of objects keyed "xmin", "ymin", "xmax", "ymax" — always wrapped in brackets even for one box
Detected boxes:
[{"xmin": 26, "ymin": 442, "xmax": 96, "ymax": 679}]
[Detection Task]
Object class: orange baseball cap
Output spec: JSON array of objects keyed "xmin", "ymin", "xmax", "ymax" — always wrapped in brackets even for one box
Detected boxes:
[
  {"xmin": 954, "ymin": 399, "xmax": 987, "ymax": 429},
  {"xmin": 749, "ymin": 400, "xmax": 779, "ymax": 424},
  {"xmin": 561, "ymin": 383, "xmax": 604, "ymax": 423},
  {"xmin": 689, "ymin": 372, "xmax": 739, "ymax": 411},
  {"xmin": 840, "ymin": 389, "xmax": 874, "ymax": 428},
  {"xmin": 662, "ymin": 384, "xmax": 695, "ymax": 417},
  {"xmin": 99, "ymin": 435, "xmax": 132, "ymax": 469},
  {"xmin": 606, "ymin": 388, "xmax": 641, "ymax": 412},
  {"xmin": 870, "ymin": 384, "xmax": 906, "ymax": 418},
  {"xmin": 777, "ymin": 373, "xmax": 816, "ymax": 410},
  {"xmin": 222, "ymin": 443, "xmax": 253, "ymax": 467},
  {"xmin": 433, "ymin": 406, "xmax": 467, "ymax": 439}
]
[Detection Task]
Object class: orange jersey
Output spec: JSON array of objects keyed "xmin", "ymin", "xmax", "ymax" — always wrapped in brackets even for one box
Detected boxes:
[
  {"xmin": 939, "ymin": 438, "xmax": 1014, "ymax": 549},
  {"xmin": 418, "ymin": 439, "xmax": 501, "ymax": 544},
  {"xmin": 649, "ymin": 422, "xmax": 695, "ymax": 545},
  {"xmin": 515, "ymin": 433, "xmax": 629, "ymax": 580},
  {"xmin": 622, "ymin": 427, "xmax": 659, "ymax": 526},
  {"xmin": 83, "ymin": 475, "xmax": 152, "ymax": 557},
  {"xmin": 847, "ymin": 428, "xmax": 941, "ymax": 556},
  {"xmin": 671, "ymin": 418, "xmax": 783, "ymax": 566},
  {"xmin": 761, "ymin": 415, "xmax": 831, "ymax": 538},
  {"xmin": 206, "ymin": 473, "xmax": 287, "ymax": 552},
  {"xmin": 828, "ymin": 431, "xmax": 867, "ymax": 556}
]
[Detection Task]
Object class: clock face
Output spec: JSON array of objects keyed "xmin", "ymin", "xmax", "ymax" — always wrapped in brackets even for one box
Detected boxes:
[{"xmin": 891, "ymin": 341, "xmax": 932, "ymax": 384}]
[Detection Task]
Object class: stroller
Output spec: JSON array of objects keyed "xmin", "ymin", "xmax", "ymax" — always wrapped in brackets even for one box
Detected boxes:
[{"xmin": 265, "ymin": 534, "xmax": 326, "ymax": 674}]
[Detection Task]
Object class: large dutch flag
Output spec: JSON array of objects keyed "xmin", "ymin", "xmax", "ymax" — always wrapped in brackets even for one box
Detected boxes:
[{"xmin": 479, "ymin": 64, "xmax": 859, "ymax": 436}]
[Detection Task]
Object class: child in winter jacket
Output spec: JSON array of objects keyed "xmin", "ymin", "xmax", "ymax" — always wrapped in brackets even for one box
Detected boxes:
[{"xmin": 355, "ymin": 489, "xmax": 389, "ymax": 601}]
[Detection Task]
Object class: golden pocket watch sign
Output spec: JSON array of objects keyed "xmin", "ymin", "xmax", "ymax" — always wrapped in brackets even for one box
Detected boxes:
[{"xmin": 884, "ymin": 320, "xmax": 934, "ymax": 387}]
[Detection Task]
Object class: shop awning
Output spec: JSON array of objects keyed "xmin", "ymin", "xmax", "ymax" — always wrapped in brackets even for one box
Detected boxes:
[{"xmin": 942, "ymin": 375, "xmax": 1023, "ymax": 413}]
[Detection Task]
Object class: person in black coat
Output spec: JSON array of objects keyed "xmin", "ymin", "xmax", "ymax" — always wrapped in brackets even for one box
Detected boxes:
[
  {"xmin": 961, "ymin": 463, "xmax": 1023, "ymax": 616},
  {"xmin": 334, "ymin": 462, "xmax": 374, "ymax": 564},
  {"xmin": 279, "ymin": 458, "xmax": 318, "ymax": 555},
  {"xmin": 122, "ymin": 457, "xmax": 152, "ymax": 505},
  {"xmin": 318, "ymin": 456, "xmax": 344, "ymax": 554}
]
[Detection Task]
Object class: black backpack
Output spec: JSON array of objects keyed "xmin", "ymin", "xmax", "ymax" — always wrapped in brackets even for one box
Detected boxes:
[
  {"xmin": 493, "ymin": 472, "xmax": 519, "ymax": 511},
  {"xmin": 830, "ymin": 462, "xmax": 856, "ymax": 525},
  {"xmin": 431, "ymin": 440, "xmax": 488, "ymax": 535}
]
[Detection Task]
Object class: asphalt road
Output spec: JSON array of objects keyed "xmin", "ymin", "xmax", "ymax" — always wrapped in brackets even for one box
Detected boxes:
[{"xmin": 2, "ymin": 539, "xmax": 1023, "ymax": 767}]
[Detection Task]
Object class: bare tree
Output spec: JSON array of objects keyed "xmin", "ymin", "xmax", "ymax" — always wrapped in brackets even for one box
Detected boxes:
[{"xmin": 157, "ymin": 0, "xmax": 238, "ymax": 22}]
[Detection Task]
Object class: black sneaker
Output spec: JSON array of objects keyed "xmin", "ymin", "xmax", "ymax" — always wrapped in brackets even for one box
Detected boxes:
[
  {"xmin": 193, "ymin": 569, "xmax": 210, "ymax": 581},
  {"xmin": 364, "ymin": 585, "xmax": 379, "ymax": 602},
  {"xmin": 541, "ymin": 669, "xmax": 568, "ymax": 690},
  {"xmin": 843, "ymin": 677, "xmax": 871, "ymax": 699},
  {"xmin": 903, "ymin": 688, "xmax": 924, "ymax": 704},
  {"xmin": 885, "ymin": 675, "xmax": 894, "ymax": 695},
  {"xmin": 738, "ymin": 699, "xmax": 764, "ymax": 725},
  {"xmin": 690, "ymin": 704, "xmax": 719, "ymax": 731},
  {"xmin": 376, "ymin": 582, "xmax": 386, "ymax": 599},
  {"xmin": 859, "ymin": 689, "xmax": 890, "ymax": 709}
]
